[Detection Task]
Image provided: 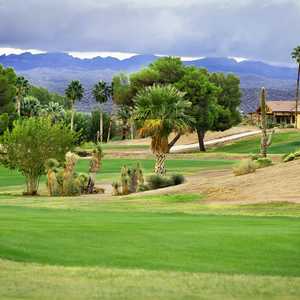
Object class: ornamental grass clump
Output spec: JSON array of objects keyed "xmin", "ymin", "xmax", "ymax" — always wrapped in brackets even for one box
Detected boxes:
[{"xmin": 233, "ymin": 159, "xmax": 258, "ymax": 176}]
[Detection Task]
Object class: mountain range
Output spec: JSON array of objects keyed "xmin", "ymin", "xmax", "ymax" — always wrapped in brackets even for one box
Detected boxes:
[{"xmin": 0, "ymin": 52, "xmax": 297, "ymax": 113}]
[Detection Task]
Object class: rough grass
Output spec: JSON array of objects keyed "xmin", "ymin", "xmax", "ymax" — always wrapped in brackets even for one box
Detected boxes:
[
  {"xmin": 1, "ymin": 259, "xmax": 300, "ymax": 300},
  {"xmin": 212, "ymin": 131, "xmax": 300, "ymax": 154}
]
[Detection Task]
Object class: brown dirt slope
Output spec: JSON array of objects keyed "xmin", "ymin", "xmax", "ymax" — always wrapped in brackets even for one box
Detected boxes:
[{"xmin": 137, "ymin": 160, "xmax": 300, "ymax": 204}]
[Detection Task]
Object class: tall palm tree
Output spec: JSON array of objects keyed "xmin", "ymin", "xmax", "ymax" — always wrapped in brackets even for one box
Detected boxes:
[
  {"xmin": 291, "ymin": 46, "xmax": 300, "ymax": 128},
  {"xmin": 134, "ymin": 85, "xmax": 192, "ymax": 175},
  {"xmin": 92, "ymin": 81, "xmax": 111, "ymax": 142},
  {"xmin": 65, "ymin": 80, "xmax": 84, "ymax": 131},
  {"xmin": 15, "ymin": 76, "xmax": 29, "ymax": 116}
]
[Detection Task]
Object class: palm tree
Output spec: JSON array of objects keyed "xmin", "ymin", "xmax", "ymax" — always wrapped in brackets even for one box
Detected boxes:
[
  {"xmin": 15, "ymin": 76, "xmax": 29, "ymax": 116},
  {"xmin": 92, "ymin": 81, "xmax": 111, "ymax": 142},
  {"xmin": 42, "ymin": 101, "xmax": 65, "ymax": 123},
  {"xmin": 65, "ymin": 80, "xmax": 84, "ymax": 131},
  {"xmin": 291, "ymin": 46, "xmax": 300, "ymax": 128},
  {"xmin": 117, "ymin": 105, "xmax": 132, "ymax": 140},
  {"xmin": 21, "ymin": 96, "xmax": 41, "ymax": 117},
  {"xmin": 134, "ymin": 85, "xmax": 192, "ymax": 175}
]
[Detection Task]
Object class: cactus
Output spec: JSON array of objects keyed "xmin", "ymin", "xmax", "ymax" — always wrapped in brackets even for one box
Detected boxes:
[
  {"xmin": 260, "ymin": 87, "xmax": 274, "ymax": 157},
  {"xmin": 112, "ymin": 182, "xmax": 120, "ymax": 196},
  {"xmin": 121, "ymin": 165, "xmax": 129, "ymax": 195},
  {"xmin": 44, "ymin": 158, "xmax": 59, "ymax": 196}
]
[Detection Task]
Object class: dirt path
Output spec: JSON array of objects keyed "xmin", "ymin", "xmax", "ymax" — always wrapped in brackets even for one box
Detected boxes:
[{"xmin": 170, "ymin": 130, "xmax": 261, "ymax": 153}]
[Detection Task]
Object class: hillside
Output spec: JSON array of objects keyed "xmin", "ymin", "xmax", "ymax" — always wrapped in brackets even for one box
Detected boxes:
[{"xmin": 0, "ymin": 52, "xmax": 297, "ymax": 113}]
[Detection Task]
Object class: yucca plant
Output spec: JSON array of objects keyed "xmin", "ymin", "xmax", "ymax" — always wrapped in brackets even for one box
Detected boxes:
[{"xmin": 134, "ymin": 85, "xmax": 192, "ymax": 175}]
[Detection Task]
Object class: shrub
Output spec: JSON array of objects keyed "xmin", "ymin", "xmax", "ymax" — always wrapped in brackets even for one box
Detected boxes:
[
  {"xmin": 147, "ymin": 174, "xmax": 174, "ymax": 190},
  {"xmin": 233, "ymin": 159, "xmax": 257, "ymax": 176},
  {"xmin": 256, "ymin": 157, "xmax": 272, "ymax": 168},
  {"xmin": 137, "ymin": 184, "xmax": 149, "ymax": 192},
  {"xmin": 74, "ymin": 147, "xmax": 91, "ymax": 157},
  {"xmin": 170, "ymin": 174, "xmax": 185, "ymax": 185}
]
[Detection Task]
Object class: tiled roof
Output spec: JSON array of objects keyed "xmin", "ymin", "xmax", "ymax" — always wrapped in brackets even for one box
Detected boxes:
[{"xmin": 254, "ymin": 100, "xmax": 299, "ymax": 113}]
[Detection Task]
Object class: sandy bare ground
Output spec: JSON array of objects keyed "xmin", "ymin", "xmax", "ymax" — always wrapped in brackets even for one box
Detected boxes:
[{"xmin": 127, "ymin": 160, "xmax": 300, "ymax": 204}]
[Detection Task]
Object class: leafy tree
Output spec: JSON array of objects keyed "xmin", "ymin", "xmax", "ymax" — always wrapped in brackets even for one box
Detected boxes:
[
  {"xmin": 29, "ymin": 85, "xmax": 66, "ymax": 107},
  {"xmin": 149, "ymin": 56, "xmax": 185, "ymax": 84},
  {"xmin": 0, "ymin": 65, "xmax": 17, "ymax": 113},
  {"xmin": 15, "ymin": 76, "xmax": 30, "ymax": 116},
  {"xmin": 0, "ymin": 117, "xmax": 77, "ymax": 195},
  {"xmin": 176, "ymin": 67, "xmax": 220, "ymax": 151},
  {"xmin": 291, "ymin": 46, "xmax": 300, "ymax": 128},
  {"xmin": 93, "ymin": 81, "xmax": 112, "ymax": 142},
  {"xmin": 0, "ymin": 113, "xmax": 9, "ymax": 135},
  {"xmin": 65, "ymin": 80, "xmax": 84, "ymax": 131},
  {"xmin": 210, "ymin": 73, "xmax": 241, "ymax": 131},
  {"xmin": 20, "ymin": 96, "xmax": 41, "ymax": 117},
  {"xmin": 134, "ymin": 85, "xmax": 192, "ymax": 175},
  {"xmin": 112, "ymin": 73, "xmax": 132, "ymax": 106}
]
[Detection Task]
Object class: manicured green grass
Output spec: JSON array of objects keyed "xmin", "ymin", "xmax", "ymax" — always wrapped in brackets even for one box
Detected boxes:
[
  {"xmin": 0, "ymin": 205, "xmax": 299, "ymax": 277},
  {"xmin": 0, "ymin": 158, "xmax": 235, "ymax": 189},
  {"xmin": 212, "ymin": 131, "xmax": 300, "ymax": 154}
]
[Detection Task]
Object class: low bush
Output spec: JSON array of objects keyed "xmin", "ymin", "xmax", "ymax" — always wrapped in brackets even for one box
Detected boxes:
[
  {"xmin": 74, "ymin": 147, "xmax": 91, "ymax": 157},
  {"xmin": 283, "ymin": 150, "xmax": 300, "ymax": 163},
  {"xmin": 255, "ymin": 157, "xmax": 272, "ymax": 168},
  {"xmin": 233, "ymin": 159, "xmax": 257, "ymax": 176},
  {"xmin": 170, "ymin": 174, "xmax": 185, "ymax": 185},
  {"xmin": 147, "ymin": 174, "xmax": 173, "ymax": 190},
  {"xmin": 147, "ymin": 174, "xmax": 185, "ymax": 190}
]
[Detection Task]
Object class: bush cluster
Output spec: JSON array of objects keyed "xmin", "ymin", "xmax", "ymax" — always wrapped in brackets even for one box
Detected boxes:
[
  {"xmin": 147, "ymin": 174, "xmax": 185, "ymax": 190},
  {"xmin": 233, "ymin": 155, "xmax": 273, "ymax": 176},
  {"xmin": 282, "ymin": 150, "xmax": 300, "ymax": 163},
  {"xmin": 233, "ymin": 159, "xmax": 257, "ymax": 176}
]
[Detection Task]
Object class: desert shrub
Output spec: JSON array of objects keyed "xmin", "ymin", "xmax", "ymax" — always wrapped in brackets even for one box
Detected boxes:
[
  {"xmin": 286, "ymin": 124, "xmax": 295, "ymax": 128},
  {"xmin": 170, "ymin": 174, "xmax": 185, "ymax": 185},
  {"xmin": 112, "ymin": 182, "xmax": 121, "ymax": 196},
  {"xmin": 147, "ymin": 174, "xmax": 174, "ymax": 190},
  {"xmin": 250, "ymin": 153, "xmax": 260, "ymax": 161},
  {"xmin": 137, "ymin": 184, "xmax": 150, "ymax": 192},
  {"xmin": 233, "ymin": 159, "xmax": 257, "ymax": 176},
  {"xmin": 283, "ymin": 150, "xmax": 300, "ymax": 163},
  {"xmin": 256, "ymin": 157, "xmax": 272, "ymax": 168},
  {"xmin": 74, "ymin": 147, "xmax": 91, "ymax": 157}
]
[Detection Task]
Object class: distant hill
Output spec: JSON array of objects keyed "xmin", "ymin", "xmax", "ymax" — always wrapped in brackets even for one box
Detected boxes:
[{"xmin": 0, "ymin": 52, "xmax": 297, "ymax": 113}]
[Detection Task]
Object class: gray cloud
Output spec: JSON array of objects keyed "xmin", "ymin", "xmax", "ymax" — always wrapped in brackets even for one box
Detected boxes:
[{"xmin": 0, "ymin": 0, "xmax": 299, "ymax": 63}]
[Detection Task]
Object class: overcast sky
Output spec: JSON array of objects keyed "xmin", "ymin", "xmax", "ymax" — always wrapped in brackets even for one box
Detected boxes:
[{"xmin": 0, "ymin": 0, "xmax": 299, "ymax": 63}]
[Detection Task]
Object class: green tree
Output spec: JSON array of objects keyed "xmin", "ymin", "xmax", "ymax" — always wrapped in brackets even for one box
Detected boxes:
[
  {"xmin": 134, "ymin": 85, "xmax": 192, "ymax": 175},
  {"xmin": 176, "ymin": 67, "xmax": 220, "ymax": 151},
  {"xmin": 65, "ymin": 80, "xmax": 84, "ymax": 131},
  {"xmin": 93, "ymin": 81, "xmax": 112, "ymax": 143},
  {"xmin": 210, "ymin": 73, "xmax": 241, "ymax": 131},
  {"xmin": 0, "ymin": 65, "xmax": 17, "ymax": 113},
  {"xmin": 29, "ymin": 85, "xmax": 66, "ymax": 107},
  {"xmin": 15, "ymin": 76, "xmax": 30, "ymax": 116},
  {"xmin": 0, "ymin": 117, "xmax": 77, "ymax": 195},
  {"xmin": 291, "ymin": 46, "xmax": 300, "ymax": 128}
]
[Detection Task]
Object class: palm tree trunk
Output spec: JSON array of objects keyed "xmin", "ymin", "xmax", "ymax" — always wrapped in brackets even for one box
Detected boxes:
[
  {"xmin": 196, "ymin": 128, "xmax": 206, "ymax": 152},
  {"xmin": 70, "ymin": 106, "xmax": 74, "ymax": 131},
  {"xmin": 107, "ymin": 116, "xmax": 112, "ymax": 143},
  {"xmin": 296, "ymin": 64, "xmax": 300, "ymax": 128},
  {"xmin": 155, "ymin": 153, "xmax": 167, "ymax": 176},
  {"xmin": 100, "ymin": 110, "xmax": 103, "ymax": 143},
  {"xmin": 16, "ymin": 95, "xmax": 21, "ymax": 116}
]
